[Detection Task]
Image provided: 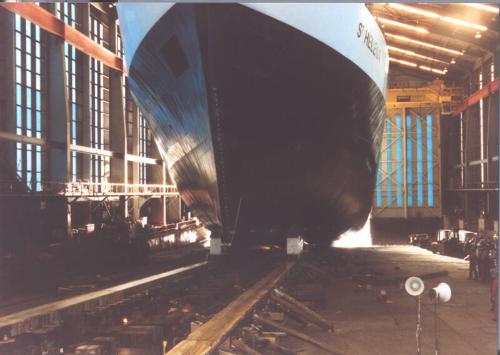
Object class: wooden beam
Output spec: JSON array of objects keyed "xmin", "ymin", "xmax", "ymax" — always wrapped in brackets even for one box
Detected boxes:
[
  {"xmin": 0, "ymin": 3, "xmax": 124, "ymax": 72},
  {"xmin": 0, "ymin": 131, "xmax": 46, "ymax": 146},
  {"xmin": 70, "ymin": 144, "xmax": 163, "ymax": 165},
  {"xmin": 169, "ymin": 262, "xmax": 295, "ymax": 355},
  {"xmin": 125, "ymin": 154, "xmax": 162, "ymax": 165},
  {"xmin": 452, "ymin": 78, "xmax": 498, "ymax": 115}
]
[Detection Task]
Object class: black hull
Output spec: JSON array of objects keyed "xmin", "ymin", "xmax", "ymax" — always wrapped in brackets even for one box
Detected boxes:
[{"xmin": 126, "ymin": 4, "xmax": 386, "ymax": 246}]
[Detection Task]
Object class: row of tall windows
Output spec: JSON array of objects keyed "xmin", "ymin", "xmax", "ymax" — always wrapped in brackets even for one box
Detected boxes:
[
  {"xmin": 118, "ymin": 31, "xmax": 154, "ymax": 185},
  {"xmin": 89, "ymin": 16, "xmax": 107, "ymax": 184},
  {"xmin": 11, "ymin": 11, "xmax": 156, "ymax": 190},
  {"xmin": 375, "ymin": 114, "xmax": 434, "ymax": 208},
  {"xmin": 138, "ymin": 112, "xmax": 152, "ymax": 185},
  {"xmin": 115, "ymin": 23, "xmax": 154, "ymax": 186},
  {"xmin": 15, "ymin": 15, "xmax": 44, "ymax": 191}
]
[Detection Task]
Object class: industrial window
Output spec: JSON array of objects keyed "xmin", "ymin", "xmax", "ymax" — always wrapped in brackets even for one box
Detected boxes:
[
  {"xmin": 386, "ymin": 119, "xmax": 392, "ymax": 206},
  {"xmin": 15, "ymin": 15, "xmax": 45, "ymax": 191},
  {"xmin": 396, "ymin": 116, "xmax": 403, "ymax": 207},
  {"xmin": 375, "ymin": 116, "xmax": 403, "ymax": 208},
  {"xmin": 124, "ymin": 87, "xmax": 136, "ymax": 184},
  {"xmin": 118, "ymin": 31, "xmax": 135, "ymax": 155},
  {"xmin": 375, "ymin": 112, "xmax": 436, "ymax": 212},
  {"xmin": 117, "ymin": 30, "xmax": 125, "ymax": 61},
  {"xmin": 56, "ymin": 3, "xmax": 81, "ymax": 182},
  {"xmin": 89, "ymin": 16, "xmax": 109, "ymax": 185},
  {"xmin": 416, "ymin": 118, "xmax": 423, "ymax": 207},
  {"xmin": 406, "ymin": 115, "xmax": 413, "ymax": 207},
  {"xmin": 426, "ymin": 115, "xmax": 433, "ymax": 207},
  {"xmin": 117, "ymin": 31, "xmax": 137, "ymax": 183},
  {"xmin": 138, "ymin": 111, "xmax": 152, "ymax": 184},
  {"xmin": 117, "ymin": 31, "xmax": 126, "ymax": 107}
]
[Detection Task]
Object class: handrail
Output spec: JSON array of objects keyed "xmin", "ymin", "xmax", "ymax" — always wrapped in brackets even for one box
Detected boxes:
[{"xmin": 0, "ymin": 180, "xmax": 179, "ymax": 197}]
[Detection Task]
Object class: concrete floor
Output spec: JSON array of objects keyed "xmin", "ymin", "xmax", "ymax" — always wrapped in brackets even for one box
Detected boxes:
[{"xmin": 281, "ymin": 245, "xmax": 497, "ymax": 355}]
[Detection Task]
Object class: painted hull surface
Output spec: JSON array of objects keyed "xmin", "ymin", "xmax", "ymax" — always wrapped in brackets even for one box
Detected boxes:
[{"xmin": 118, "ymin": 4, "xmax": 388, "ymax": 246}]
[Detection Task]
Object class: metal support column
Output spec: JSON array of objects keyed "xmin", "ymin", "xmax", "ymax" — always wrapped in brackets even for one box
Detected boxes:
[
  {"xmin": 80, "ymin": 4, "xmax": 91, "ymax": 182},
  {"xmin": 109, "ymin": 17, "xmax": 127, "ymax": 218},
  {"xmin": 0, "ymin": 9, "xmax": 16, "ymax": 174},
  {"xmin": 46, "ymin": 27, "xmax": 70, "ymax": 183}
]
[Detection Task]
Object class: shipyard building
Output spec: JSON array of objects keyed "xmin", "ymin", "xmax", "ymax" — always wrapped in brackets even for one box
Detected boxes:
[{"xmin": 0, "ymin": 3, "xmax": 498, "ymax": 354}]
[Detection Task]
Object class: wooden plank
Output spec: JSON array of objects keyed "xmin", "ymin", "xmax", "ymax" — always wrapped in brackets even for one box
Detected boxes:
[
  {"xmin": 0, "ymin": 3, "xmax": 124, "ymax": 72},
  {"xmin": 169, "ymin": 262, "xmax": 295, "ymax": 355}
]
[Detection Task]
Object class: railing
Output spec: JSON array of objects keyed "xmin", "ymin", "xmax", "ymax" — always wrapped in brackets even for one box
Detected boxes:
[
  {"xmin": 0, "ymin": 180, "xmax": 179, "ymax": 197},
  {"xmin": 64, "ymin": 182, "xmax": 178, "ymax": 196}
]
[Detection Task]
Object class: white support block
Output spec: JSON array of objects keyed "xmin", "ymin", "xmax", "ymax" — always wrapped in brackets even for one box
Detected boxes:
[
  {"xmin": 286, "ymin": 236, "xmax": 304, "ymax": 255},
  {"xmin": 210, "ymin": 238, "xmax": 223, "ymax": 255}
]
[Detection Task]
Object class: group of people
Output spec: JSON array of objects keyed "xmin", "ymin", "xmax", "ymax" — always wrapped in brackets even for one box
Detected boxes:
[
  {"xmin": 463, "ymin": 232, "xmax": 497, "ymax": 282},
  {"xmin": 463, "ymin": 232, "xmax": 498, "ymax": 321}
]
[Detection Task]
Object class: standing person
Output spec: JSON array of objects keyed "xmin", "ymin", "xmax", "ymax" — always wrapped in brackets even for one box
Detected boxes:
[
  {"xmin": 490, "ymin": 264, "xmax": 497, "ymax": 321},
  {"xmin": 478, "ymin": 237, "xmax": 490, "ymax": 281},
  {"xmin": 464, "ymin": 234, "xmax": 478, "ymax": 280}
]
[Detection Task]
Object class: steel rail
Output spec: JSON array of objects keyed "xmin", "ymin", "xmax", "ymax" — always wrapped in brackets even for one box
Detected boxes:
[{"xmin": 0, "ymin": 261, "xmax": 207, "ymax": 335}]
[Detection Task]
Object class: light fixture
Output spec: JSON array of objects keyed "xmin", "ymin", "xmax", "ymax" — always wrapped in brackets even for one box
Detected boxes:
[
  {"xmin": 451, "ymin": 58, "xmax": 456, "ymax": 64},
  {"xmin": 385, "ymin": 32, "xmax": 463, "ymax": 56},
  {"xmin": 122, "ymin": 317, "xmax": 129, "ymax": 325},
  {"xmin": 387, "ymin": 3, "xmax": 439, "ymax": 19},
  {"xmin": 418, "ymin": 65, "xmax": 447, "ymax": 75},
  {"xmin": 460, "ymin": 3, "xmax": 499, "ymax": 14},
  {"xmin": 405, "ymin": 277, "xmax": 425, "ymax": 296},
  {"xmin": 441, "ymin": 16, "xmax": 488, "ymax": 32},
  {"xmin": 475, "ymin": 31, "xmax": 482, "ymax": 39},
  {"xmin": 387, "ymin": 3, "xmax": 488, "ymax": 31},
  {"xmin": 429, "ymin": 282, "xmax": 452, "ymax": 303},
  {"xmin": 375, "ymin": 17, "xmax": 429, "ymax": 34},
  {"xmin": 389, "ymin": 57, "xmax": 417, "ymax": 67},
  {"xmin": 390, "ymin": 56, "xmax": 447, "ymax": 75},
  {"xmin": 388, "ymin": 45, "xmax": 449, "ymax": 65}
]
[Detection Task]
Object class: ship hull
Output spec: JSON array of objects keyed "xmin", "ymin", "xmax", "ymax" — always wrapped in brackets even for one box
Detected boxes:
[{"xmin": 122, "ymin": 4, "xmax": 387, "ymax": 246}]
